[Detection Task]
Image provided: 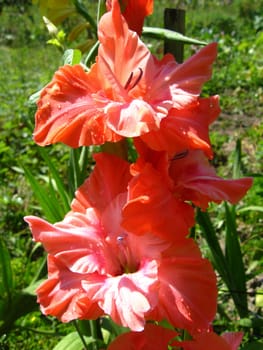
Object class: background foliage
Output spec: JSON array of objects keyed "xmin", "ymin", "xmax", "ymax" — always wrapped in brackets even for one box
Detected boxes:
[{"xmin": 0, "ymin": 0, "xmax": 262, "ymax": 348}]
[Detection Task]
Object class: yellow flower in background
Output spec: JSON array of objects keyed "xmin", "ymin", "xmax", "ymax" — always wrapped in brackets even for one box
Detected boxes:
[
  {"xmin": 32, "ymin": 0, "xmax": 97, "ymax": 53},
  {"xmin": 32, "ymin": 0, "xmax": 76, "ymax": 25}
]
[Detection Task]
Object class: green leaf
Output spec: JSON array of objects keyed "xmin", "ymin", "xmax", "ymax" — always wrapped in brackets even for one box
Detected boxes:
[
  {"xmin": 37, "ymin": 147, "xmax": 71, "ymax": 213},
  {"xmin": 73, "ymin": 0, "xmax": 97, "ymax": 33},
  {"xmin": 63, "ymin": 49, "xmax": 82, "ymax": 65},
  {"xmin": 0, "ymin": 239, "xmax": 13, "ymax": 299},
  {"xmin": 196, "ymin": 209, "xmax": 229, "ymax": 283},
  {"xmin": 224, "ymin": 202, "xmax": 248, "ymax": 317},
  {"xmin": 53, "ymin": 332, "xmax": 95, "ymax": 350},
  {"xmin": 238, "ymin": 205, "xmax": 263, "ymax": 213},
  {"xmin": 22, "ymin": 165, "xmax": 63, "ymax": 222},
  {"xmin": 142, "ymin": 26, "xmax": 207, "ymax": 45},
  {"xmin": 0, "ymin": 292, "xmax": 38, "ymax": 334}
]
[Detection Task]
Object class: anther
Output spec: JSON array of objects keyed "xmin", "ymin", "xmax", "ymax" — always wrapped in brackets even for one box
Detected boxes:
[
  {"xmin": 172, "ymin": 150, "xmax": 189, "ymax": 161},
  {"xmin": 129, "ymin": 67, "xmax": 143, "ymax": 90},
  {"xmin": 124, "ymin": 67, "xmax": 143, "ymax": 90},
  {"xmin": 124, "ymin": 72, "xmax": 134, "ymax": 90}
]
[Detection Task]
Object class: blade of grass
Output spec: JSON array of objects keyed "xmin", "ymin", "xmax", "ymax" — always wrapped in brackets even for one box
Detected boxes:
[{"xmin": 0, "ymin": 239, "xmax": 13, "ymax": 302}]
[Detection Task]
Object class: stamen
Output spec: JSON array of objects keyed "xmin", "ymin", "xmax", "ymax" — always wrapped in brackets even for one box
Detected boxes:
[
  {"xmin": 124, "ymin": 72, "xmax": 134, "ymax": 90},
  {"xmin": 124, "ymin": 67, "xmax": 143, "ymax": 90},
  {"xmin": 172, "ymin": 150, "xmax": 189, "ymax": 161},
  {"xmin": 129, "ymin": 67, "xmax": 143, "ymax": 90}
]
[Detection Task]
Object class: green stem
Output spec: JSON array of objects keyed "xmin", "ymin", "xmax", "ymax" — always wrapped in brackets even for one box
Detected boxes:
[
  {"xmin": 73, "ymin": 320, "xmax": 89, "ymax": 350},
  {"xmin": 89, "ymin": 319, "xmax": 103, "ymax": 350}
]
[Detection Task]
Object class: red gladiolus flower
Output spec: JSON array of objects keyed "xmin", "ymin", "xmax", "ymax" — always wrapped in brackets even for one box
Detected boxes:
[
  {"xmin": 24, "ymin": 153, "xmax": 217, "ymax": 332},
  {"xmin": 122, "ymin": 141, "xmax": 253, "ymax": 239},
  {"xmin": 106, "ymin": 0, "xmax": 154, "ymax": 36},
  {"xmin": 33, "ymin": 0, "xmax": 217, "ymax": 148}
]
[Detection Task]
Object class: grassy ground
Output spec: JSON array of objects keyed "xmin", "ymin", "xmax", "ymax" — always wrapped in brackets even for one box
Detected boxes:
[{"xmin": 0, "ymin": 1, "xmax": 262, "ymax": 348}]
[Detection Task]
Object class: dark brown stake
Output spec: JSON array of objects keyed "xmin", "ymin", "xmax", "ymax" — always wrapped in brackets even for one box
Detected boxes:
[{"xmin": 164, "ymin": 8, "xmax": 185, "ymax": 63}]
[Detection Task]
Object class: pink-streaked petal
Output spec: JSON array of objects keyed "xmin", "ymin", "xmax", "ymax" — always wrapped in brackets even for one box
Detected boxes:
[
  {"xmin": 88, "ymin": 259, "xmax": 159, "ymax": 331},
  {"xmin": 24, "ymin": 213, "xmax": 120, "ymax": 275},
  {"xmin": 37, "ymin": 255, "xmax": 103, "ymax": 322},
  {"xmin": 25, "ymin": 212, "xmax": 101, "ymax": 253},
  {"xmin": 144, "ymin": 43, "xmax": 218, "ymax": 111},
  {"xmin": 170, "ymin": 150, "xmax": 253, "ymax": 209},
  {"xmin": 152, "ymin": 250, "xmax": 217, "ymax": 333},
  {"xmin": 141, "ymin": 96, "xmax": 220, "ymax": 158},
  {"xmin": 33, "ymin": 64, "xmax": 121, "ymax": 147},
  {"xmin": 222, "ymin": 332, "xmax": 244, "ymax": 350},
  {"xmin": 71, "ymin": 153, "xmax": 131, "ymax": 213},
  {"xmin": 122, "ymin": 162, "xmax": 195, "ymax": 242},
  {"xmin": 107, "ymin": 323, "xmax": 178, "ymax": 350},
  {"xmin": 105, "ymin": 99, "xmax": 160, "ymax": 137}
]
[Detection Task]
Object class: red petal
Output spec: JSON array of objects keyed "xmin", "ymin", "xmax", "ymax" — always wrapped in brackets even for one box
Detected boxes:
[
  {"xmin": 34, "ymin": 64, "xmax": 121, "ymax": 147},
  {"xmin": 122, "ymin": 162, "xmax": 195, "ymax": 242},
  {"xmin": 170, "ymin": 150, "xmax": 253, "ymax": 209},
  {"xmin": 154, "ymin": 243, "xmax": 217, "ymax": 333},
  {"xmin": 141, "ymin": 96, "xmax": 220, "ymax": 157},
  {"xmin": 71, "ymin": 152, "xmax": 131, "ymax": 213}
]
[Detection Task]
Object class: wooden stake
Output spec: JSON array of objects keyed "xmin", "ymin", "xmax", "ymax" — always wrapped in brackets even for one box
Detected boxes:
[{"xmin": 164, "ymin": 8, "xmax": 185, "ymax": 63}]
